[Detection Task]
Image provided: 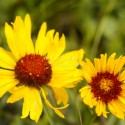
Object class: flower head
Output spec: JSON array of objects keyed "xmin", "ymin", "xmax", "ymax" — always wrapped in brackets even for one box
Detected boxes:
[
  {"xmin": 0, "ymin": 14, "xmax": 84, "ymax": 122},
  {"xmin": 80, "ymin": 53, "xmax": 125, "ymax": 119}
]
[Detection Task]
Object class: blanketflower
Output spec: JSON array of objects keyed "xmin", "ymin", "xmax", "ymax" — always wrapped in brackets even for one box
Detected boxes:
[
  {"xmin": 80, "ymin": 53, "xmax": 125, "ymax": 119},
  {"xmin": 0, "ymin": 14, "xmax": 84, "ymax": 122}
]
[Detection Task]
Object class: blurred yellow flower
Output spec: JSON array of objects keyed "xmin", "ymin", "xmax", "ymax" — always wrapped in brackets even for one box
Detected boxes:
[
  {"xmin": 0, "ymin": 14, "xmax": 84, "ymax": 122},
  {"xmin": 80, "ymin": 53, "xmax": 125, "ymax": 119}
]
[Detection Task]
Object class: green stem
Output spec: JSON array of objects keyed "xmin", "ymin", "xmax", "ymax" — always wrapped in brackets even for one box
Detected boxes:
[
  {"xmin": 43, "ymin": 103, "xmax": 54, "ymax": 125},
  {"xmin": 88, "ymin": 114, "xmax": 97, "ymax": 125},
  {"xmin": 74, "ymin": 89, "xmax": 83, "ymax": 125},
  {"xmin": 76, "ymin": 98, "xmax": 83, "ymax": 125},
  {"xmin": 90, "ymin": 0, "xmax": 118, "ymax": 59},
  {"xmin": 100, "ymin": 116, "xmax": 106, "ymax": 125}
]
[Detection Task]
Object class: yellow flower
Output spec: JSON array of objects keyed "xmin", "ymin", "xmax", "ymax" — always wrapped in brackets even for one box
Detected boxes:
[
  {"xmin": 0, "ymin": 14, "xmax": 84, "ymax": 122},
  {"xmin": 80, "ymin": 53, "xmax": 125, "ymax": 119}
]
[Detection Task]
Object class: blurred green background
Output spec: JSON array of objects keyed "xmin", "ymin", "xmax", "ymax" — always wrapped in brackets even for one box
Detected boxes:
[{"xmin": 0, "ymin": 0, "xmax": 125, "ymax": 125}]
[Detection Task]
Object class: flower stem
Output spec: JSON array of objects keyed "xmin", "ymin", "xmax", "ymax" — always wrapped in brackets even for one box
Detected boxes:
[
  {"xmin": 88, "ymin": 114, "xmax": 97, "ymax": 125},
  {"xmin": 43, "ymin": 103, "xmax": 54, "ymax": 125},
  {"xmin": 76, "ymin": 98, "xmax": 83, "ymax": 125},
  {"xmin": 74, "ymin": 88, "xmax": 83, "ymax": 125}
]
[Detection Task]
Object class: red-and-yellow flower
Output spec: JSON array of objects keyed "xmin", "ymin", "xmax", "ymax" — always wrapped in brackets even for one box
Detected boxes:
[
  {"xmin": 0, "ymin": 14, "xmax": 84, "ymax": 122},
  {"xmin": 80, "ymin": 53, "xmax": 125, "ymax": 119}
]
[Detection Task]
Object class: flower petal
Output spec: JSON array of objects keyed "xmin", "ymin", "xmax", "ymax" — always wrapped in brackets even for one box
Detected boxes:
[
  {"xmin": 48, "ymin": 69, "xmax": 82, "ymax": 87},
  {"xmin": 41, "ymin": 88, "xmax": 68, "ymax": 118},
  {"xmin": 80, "ymin": 87, "xmax": 97, "ymax": 108},
  {"xmin": 108, "ymin": 101, "xmax": 124, "ymax": 119},
  {"xmin": 35, "ymin": 22, "xmax": 49, "ymax": 55},
  {"xmin": 52, "ymin": 49, "xmax": 84, "ymax": 69},
  {"xmin": 100, "ymin": 54, "xmax": 107, "ymax": 72},
  {"xmin": 119, "ymin": 88, "xmax": 125, "ymax": 104},
  {"xmin": 95, "ymin": 100, "xmax": 107, "ymax": 117},
  {"xmin": 0, "ymin": 48, "xmax": 16, "ymax": 69},
  {"xmin": 107, "ymin": 53, "xmax": 116, "ymax": 73},
  {"xmin": 118, "ymin": 70, "xmax": 125, "ymax": 81},
  {"xmin": 114, "ymin": 100, "xmax": 125, "ymax": 112},
  {"xmin": 114, "ymin": 56, "xmax": 125, "ymax": 75},
  {"xmin": 79, "ymin": 86, "xmax": 91, "ymax": 93},
  {"xmin": 24, "ymin": 14, "xmax": 34, "ymax": 53},
  {"xmin": 94, "ymin": 58, "xmax": 101, "ymax": 72},
  {"xmin": 29, "ymin": 88, "xmax": 43, "ymax": 122},
  {"xmin": 24, "ymin": 14, "xmax": 31, "ymax": 37},
  {"xmin": 21, "ymin": 87, "xmax": 30, "ymax": 118},
  {"xmin": 0, "ymin": 79, "xmax": 18, "ymax": 97},
  {"xmin": 82, "ymin": 70, "xmax": 92, "ymax": 83},
  {"xmin": 82, "ymin": 59, "xmax": 97, "ymax": 78},
  {"xmin": 13, "ymin": 16, "xmax": 34, "ymax": 56},
  {"xmin": 47, "ymin": 33, "xmax": 66, "ymax": 63},
  {"xmin": 5, "ymin": 23, "xmax": 20, "ymax": 59},
  {"xmin": 21, "ymin": 87, "xmax": 42, "ymax": 122},
  {"xmin": 0, "ymin": 69, "xmax": 15, "ymax": 78},
  {"xmin": 52, "ymin": 87, "xmax": 68, "ymax": 105},
  {"xmin": 7, "ymin": 86, "xmax": 26, "ymax": 103}
]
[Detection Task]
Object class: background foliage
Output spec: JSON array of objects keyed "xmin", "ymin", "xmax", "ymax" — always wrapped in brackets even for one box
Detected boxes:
[{"xmin": 0, "ymin": 0, "xmax": 125, "ymax": 125}]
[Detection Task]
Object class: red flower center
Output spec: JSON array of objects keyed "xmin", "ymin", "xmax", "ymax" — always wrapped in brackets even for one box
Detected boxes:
[
  {"xmin": 15, "ymin": 54, "xmax": 52, "ymax": 88},
  {"xmin": 90, "ymin": 72, "xmax": 122, "ymax": 104}
]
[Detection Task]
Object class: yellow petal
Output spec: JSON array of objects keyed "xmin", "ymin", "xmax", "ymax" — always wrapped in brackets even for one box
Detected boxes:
[
  {"xmin": 21, "ymin": 87, "xmax": 30, "ymax": 118},
  {"xmin": 54, "ymin": 109, "xmax": 65, "ymax": 118},
  {"xmin": 114, "ymin": 100, "xmax": 125, "ymax": 112},
  {"xmin": 13, "ymin": 16, "xmax": 34, "ymax": 56},
  {"xmin": 121, "ymin": 84, "xmax": 125, "ymax": 90},
  {"xmin": 0, "ymin": 69, "xmax": 15, "ymax": 78},
  {"xmin": 94, "ymin": 58, "xmax": 101, "ymax": 72},
  {"xmin": 95, "ymin": 100, "xmax": 107, "ymax": 117},
  {"xmin": 52, "ymin": 87, "xmax": 68, "ymax": 105},
  {"xmin": 119, "ymin": 97, "xmax": 125, "ymax": 105},
  {"xmin": 82, "ymin": 88, "xmax": 96, "ymax": 108},
  {"xmin": 80, "ymin": 61, "xmax": 92, "ymax": 82},
  {"xmin": 0, "ymin": 79, "xmax": 18, "ymax": 97},
  {"xmin": 79, "ymin": 86, "xmax": 90, "ymax": 93},
  {"xmin": 24, "ymin": 14, "xmax": 31, "ymax": 37},
  {"xmin": 100, "ymin": 54, "xmax": 107, "ymax": 72},
  {"xmin": 119, "ymin": 91, "xmax": 125, "ymax": 104},
  {"xmin": 102, "ymin": 105, "xmax": 108, "ymax": 118},
  {"xmin": 46, "ymin": 29, "xmax": 55, "ymax": 39},
  {"xmin": 114, "ymin": 56, "xmax": 125, "ymax": 75},
  {"xmin": 29, "ymin": 88, "xmax": 43, "ymax": 122},
  {"xmin": 0, "ymin": 48, "xmax": 16, "ymax": 69},
  {"xmin": 5, "ymin": 23, "xmax": 20, "ymax": 59},
  {"xmin": 1, "ymin": 48, "xmax": 17, "ymax": 62},
  {"xmin": 95, "ymin": 100, "xmax": 102, "ymax": 116},
  {"xmin": 21, "ymin": 87, "xmax": 42, "ymax": 122},
  {"xmin": 0, "ymin": 77, "xmax": 16, "ymax": 87},
  {"xmin": 35, "ymin": 22, "xmax": 49, "ymax": 55},
  {"xmin": 82, "ymin": 70, "xmax": 92, "ymax": 83},
  {"xmin": 84, "ymin": 59, "xmax": 97, "ymax": 77},
  {"xmin": 107, "ymin": 53, "xmax": 116, "ymax": 73},
  {"xmin": 52, "ymin": 49, "xmax": 84, "ymax": 70},
  {"xmin": 7, "ymin": 86, "xmax": 26, "ymax": 103},
  {"xmin": 47, "ymin": 33, "xmax": 66, "ymax": 63},
  {"xmin": 108, "ymin": 101, "xmax": 124, "ymax": 119},
  {"xmin": 48, "ymin": 69, "xmax": 82, "ymax": 87},
  {"xmin": 24, "ymin": 14, "xmax": 34, "ymax": 53},
  {"xmin": 80, "ymin": 86, "xmax": 98, "ymax": 108},
  {"xmin": 118, "ymin": 70, "xmax": 125, "ymax": 81},
  {"xmin": 41, "ymin": 88, "xmax": 68, "ymax": 118}
]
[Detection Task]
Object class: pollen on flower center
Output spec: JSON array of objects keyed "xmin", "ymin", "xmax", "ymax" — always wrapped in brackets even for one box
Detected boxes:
[
  {"xmin": 90, "ymin": 72, "xmax": 122, "ymax": 104},
  {"xmin": 15, "ymin": 54, "xmax": 52, "ymax": 88},
  {"xmin": 100, "ymin": 79, "xmax": 113, "ymax": 91}
]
